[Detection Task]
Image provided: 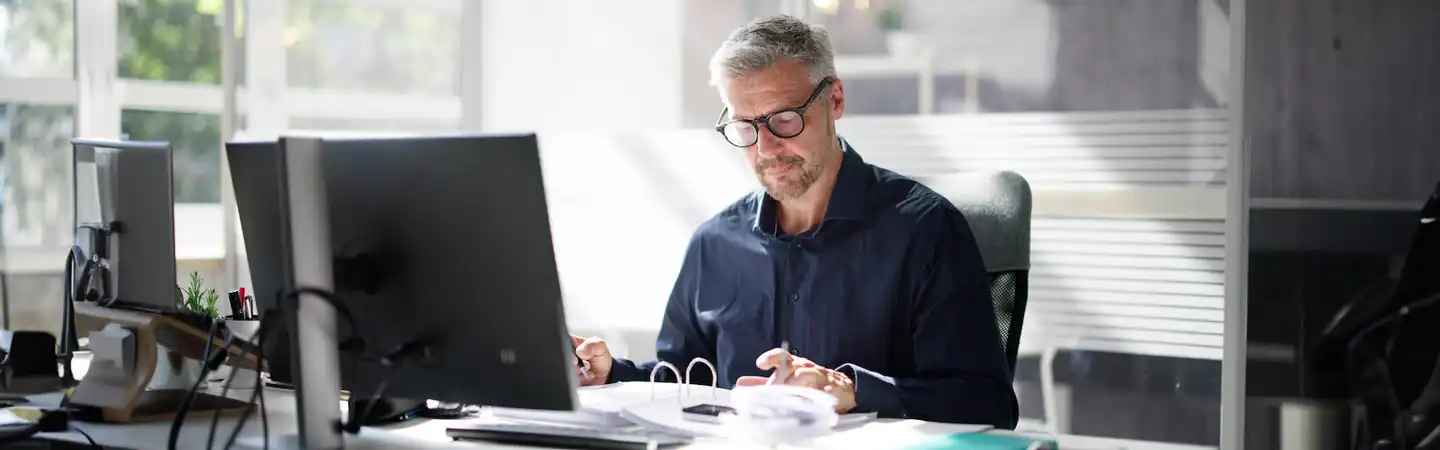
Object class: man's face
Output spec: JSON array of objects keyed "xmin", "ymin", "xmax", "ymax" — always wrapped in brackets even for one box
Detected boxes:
[{"xmin": 719, "ymin": 59, "xmax": 846, "ymax": 201}]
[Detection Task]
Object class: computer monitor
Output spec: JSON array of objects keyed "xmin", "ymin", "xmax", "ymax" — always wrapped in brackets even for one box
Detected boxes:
[
  {"xmin": 227, "ymin": 134, "xmax": 578, "ymax": 421},
  {"xmin": 227, "ymin": 140, "xmax": 296, "ymax": 384},
  {"xmin": 70, "ymin": 139, "xmax": 178, "ymax": 312}
]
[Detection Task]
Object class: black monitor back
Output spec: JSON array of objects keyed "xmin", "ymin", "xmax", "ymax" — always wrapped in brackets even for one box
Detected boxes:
[
  {"xmin": 227, "ymin": 140, "xmax": 296, "ymax": 383},
  {"xmin": 228, "ymin": 134, "xmax": 577, "ymax": 411},
  {"xmin": 71, "ymin": 139, "xmax": 177, "ymax": 312}
]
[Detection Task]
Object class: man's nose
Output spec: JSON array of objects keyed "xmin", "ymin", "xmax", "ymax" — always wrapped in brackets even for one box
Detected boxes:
[{"xmin": 754, "ymin": 127, "xmax": 783, "ymax": 158}]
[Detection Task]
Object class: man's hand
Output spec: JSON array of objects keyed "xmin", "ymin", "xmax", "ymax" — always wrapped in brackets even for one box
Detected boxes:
[
  {"xmin": 735, "ymin": 348, "xmax": 857, "ymax": 413},
  {"xmin": 571, "ymin": 335, "xmax": 613, "ymax": 386}
]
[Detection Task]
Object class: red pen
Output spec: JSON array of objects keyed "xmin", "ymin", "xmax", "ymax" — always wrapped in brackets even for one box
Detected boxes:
[{"xmin": 239, "ymin": 287, "xmax": 246, "ymax": 304}]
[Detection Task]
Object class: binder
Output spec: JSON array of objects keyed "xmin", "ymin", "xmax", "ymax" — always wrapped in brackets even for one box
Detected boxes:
[{"xmin": 491, "ymin": 357, "xmax": 878, "ymax": 437}]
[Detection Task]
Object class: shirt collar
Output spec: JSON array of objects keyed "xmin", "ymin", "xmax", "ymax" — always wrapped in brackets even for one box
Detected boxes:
[{"xmin": 754, "ymin": 137, "xmax": 873, "ymax": 237}]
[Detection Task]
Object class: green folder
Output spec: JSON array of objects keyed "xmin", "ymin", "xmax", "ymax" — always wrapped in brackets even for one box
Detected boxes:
[{"xmin": 904, "ymin": 432, "xmax": 1058, "ymax": 450}]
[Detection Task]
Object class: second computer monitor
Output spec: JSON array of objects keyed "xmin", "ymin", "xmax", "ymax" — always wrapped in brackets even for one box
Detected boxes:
[
  {"xmin": 71, "ymin": 139, "xmax": 177, "ymax": 312},
  {"xmin": 229, "ymin": 134, "xmax": 577, "ymax": 411}
]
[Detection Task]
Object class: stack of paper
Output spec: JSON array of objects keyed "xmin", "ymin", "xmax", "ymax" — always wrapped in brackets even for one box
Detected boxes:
[
  {"xmin": 620, "ymin": 399, "xmax": 878, "ymax": 439},
  {"xmin": 490, "ymin": 381, "xmax": 879, "ymax": 438},
  {"xmin": 489, "ymin": 381, "xmax": 728, "ymax": 428}
]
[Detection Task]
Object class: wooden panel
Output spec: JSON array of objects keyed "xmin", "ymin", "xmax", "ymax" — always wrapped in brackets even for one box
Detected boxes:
[{"xmin": 1246, "ymin": 0, "xmax": 1440, "ymax": 201}]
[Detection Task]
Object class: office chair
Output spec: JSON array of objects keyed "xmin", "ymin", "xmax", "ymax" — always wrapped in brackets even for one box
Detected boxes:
[{"xmin": 926, "ymin": 171, "xmax": 1033, "ymax": 375}]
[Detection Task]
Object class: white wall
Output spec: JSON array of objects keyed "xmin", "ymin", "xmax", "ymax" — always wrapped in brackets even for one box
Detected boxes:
[{"xmin": 479, "ymin": 0, "xmax": 685, "ymax": 133}]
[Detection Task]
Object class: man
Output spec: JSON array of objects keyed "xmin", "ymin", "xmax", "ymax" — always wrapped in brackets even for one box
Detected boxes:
[{"xmin": 572, "ymin": 15, "xmax": 1017, "ymax": 428}]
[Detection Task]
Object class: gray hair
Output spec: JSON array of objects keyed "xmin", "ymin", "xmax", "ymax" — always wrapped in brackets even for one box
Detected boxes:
[{"xmin": 708, "ymin": 15, "xmax": 837, "ymax": 87}]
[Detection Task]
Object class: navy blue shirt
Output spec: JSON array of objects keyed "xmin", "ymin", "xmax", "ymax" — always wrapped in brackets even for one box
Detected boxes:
[{"xmin": 608, "ymin": 139, "xmax": 1017, "ymax": 428}]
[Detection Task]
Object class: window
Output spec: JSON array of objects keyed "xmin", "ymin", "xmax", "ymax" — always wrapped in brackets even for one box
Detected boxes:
[
  {"xmin": 118, "ymin": 0, "xmax": 224, "ymax": 84},
  {"xmin": 1, "ymin": 103, "xmax": 74, "ymax": 250},
  {"xmin": 0, "ymin": 103, "xmax": 73, "ymax": 332},
  {"xmin": 0, "ymin": 0, "xmax": 73, "ymax": 78},
  {"xmin": 286, "ymin": 0, "xmax": 460, "ymax": 95}
]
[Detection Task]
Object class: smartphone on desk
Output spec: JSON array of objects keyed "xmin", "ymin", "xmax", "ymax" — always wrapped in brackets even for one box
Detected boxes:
[{"xmin": 681, "ymin": 403, "xmax": 736, "ymax": 424}]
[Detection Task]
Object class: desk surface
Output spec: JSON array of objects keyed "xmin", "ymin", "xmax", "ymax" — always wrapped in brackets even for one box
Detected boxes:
[{"xmin": 30, "ymin": 354, "xmax": 1216, "ymax": 450}]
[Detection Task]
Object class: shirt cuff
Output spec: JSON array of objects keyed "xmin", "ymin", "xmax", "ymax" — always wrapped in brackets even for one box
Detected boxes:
[
  {"xmin": 836, "ymin": 363, "xmax": 905, "ymax": 418},
  {"xmin": 605, "ymin": 357, "xmax": 646, "ymax": 383}
]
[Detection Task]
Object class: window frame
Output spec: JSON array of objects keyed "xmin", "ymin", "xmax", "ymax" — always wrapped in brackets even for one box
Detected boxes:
[{"xmin": 2, "ymin": 0, "xmax": 478, "ymax": 288}]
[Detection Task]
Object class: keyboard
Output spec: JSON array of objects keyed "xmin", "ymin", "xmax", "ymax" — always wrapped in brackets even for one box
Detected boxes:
[{"xmin": 445, "ymin": 424, "xmax": 690, "ymax": 449}]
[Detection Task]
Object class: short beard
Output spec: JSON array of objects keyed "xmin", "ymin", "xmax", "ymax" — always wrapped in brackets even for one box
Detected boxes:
[{"xmin": 756, "ymin": 155, "xmax": 824, "ymax": 201}]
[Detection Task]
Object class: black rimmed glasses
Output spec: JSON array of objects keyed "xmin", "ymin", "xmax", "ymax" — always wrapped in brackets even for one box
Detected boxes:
[{"xmin": 714, "ymin": 77, "xmax": 834, "ymax": 148}]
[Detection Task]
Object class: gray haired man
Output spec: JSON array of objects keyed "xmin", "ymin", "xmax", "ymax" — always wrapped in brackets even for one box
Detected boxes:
[{"xmin": 573, "ymin": 15, "xmax": 1017, "ymax": 427}]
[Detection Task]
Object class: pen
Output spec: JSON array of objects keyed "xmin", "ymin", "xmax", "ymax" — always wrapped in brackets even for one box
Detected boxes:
[
  {"xmin": 774, "ymin": 341, "xmax": 790, "ymax": 385},
  {"xmin": 572, "ymin": 341, "xmax": 588, "ymax": 377}
]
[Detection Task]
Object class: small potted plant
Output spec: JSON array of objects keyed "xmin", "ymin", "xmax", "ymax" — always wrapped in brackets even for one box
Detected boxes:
[
  {"xmin": 180, "ymin": 271, "xmax": 221, "ymax": 319},
  {"xmin": 877, "ymin": 2, "xmax": 922, "ymax": 57},
  {"xmin": 151, "ymin": 272, "xmax": 221, "ymax": 390}
]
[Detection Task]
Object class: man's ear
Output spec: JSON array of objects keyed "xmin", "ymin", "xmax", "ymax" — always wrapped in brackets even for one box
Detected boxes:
[{"xmin": 828, "ymin": 78, "xmax": 846, "ymax": 120}]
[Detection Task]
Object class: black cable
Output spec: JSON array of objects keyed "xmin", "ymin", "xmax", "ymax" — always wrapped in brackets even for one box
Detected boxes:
[
  {"xmin": 224, "ymin": 309, "xmax": 279, "ymax": 450},
  {"xmin": 169, "ymin": 317, "xmax": 223, "ymax": 450},
  {"xmin": 71, "ymin": 422, "xmax": 100, "ymax": 449},
  {"xmin": 59, "ymin": 247, "xmax": 81, "ymax": 384},
  {"xmin": 285, "ymin": 287, "xmax": 368, "ymax": 352},
  {"xmin": 205, "ymin": 328, "xmax": 238, "ymax": 450},
  {"xmin": 352, "ymin": 369, "xmax": 394, "ymax": 433},
  {"xmin": 223, "ymin": 287, "xmax": 391, "ymax": 448},
  {"xmin": 258, "ymin": 334, "xmax": 270, "ymax": 450}
]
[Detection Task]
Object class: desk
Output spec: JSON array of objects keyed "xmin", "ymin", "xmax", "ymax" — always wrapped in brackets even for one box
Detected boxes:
[{"xmin": 29, "ymin": 354, "xmax": 1217, "ymax": 450}]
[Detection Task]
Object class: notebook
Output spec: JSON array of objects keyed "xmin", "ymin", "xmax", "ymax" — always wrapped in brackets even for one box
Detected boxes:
[{"xmin": 903, "ymin": 433, "xmax": 1058, "ymax": 450}]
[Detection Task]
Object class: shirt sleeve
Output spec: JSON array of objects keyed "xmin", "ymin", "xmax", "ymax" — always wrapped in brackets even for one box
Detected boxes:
[
  {"xmin": 606, "ymin": 231, "xmax": 716, "ymax": 386},
  {"xmin": 837, "ymin": 204, "xmax": 1018, "ymax": 429}
]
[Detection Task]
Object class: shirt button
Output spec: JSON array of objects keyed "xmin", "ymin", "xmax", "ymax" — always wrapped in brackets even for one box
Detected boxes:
[{"xmin": 789, "ymin": 293, "xmax": 799, "ymax": 302}]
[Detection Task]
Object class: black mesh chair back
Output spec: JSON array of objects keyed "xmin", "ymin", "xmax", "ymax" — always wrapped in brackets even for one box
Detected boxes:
[{"xmin": 926, "ymin": 172, "xmax": 1033, "ymax": 377}]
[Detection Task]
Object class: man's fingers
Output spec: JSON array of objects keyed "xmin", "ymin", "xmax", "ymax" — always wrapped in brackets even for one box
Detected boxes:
[
  {"xmin": 735, "ymin": 376, "xmax": 770, "ymax": 387},
  {"xmin": 784, "ymin": 368, "xmax": 828, "ymax": 389},
  {"xmin": 755, "ymin": 349, "xmax": 817, "ymax": 370},
  {"xmin": 570, "ymin": 335, "xmax": 586, "ymax": 347},
  {"xmin": 574, "ymin": 337, "xmax": 609, "ymax": 360},
  {"xmin": 755, "ymin": 348, "xmax": 790, "ymax": 370}
]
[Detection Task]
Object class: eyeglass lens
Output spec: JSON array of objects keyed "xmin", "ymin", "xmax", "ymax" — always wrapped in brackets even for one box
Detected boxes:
[{"xmin": 720, "ymin": 110, "xmax": 805, "ymax": 147}]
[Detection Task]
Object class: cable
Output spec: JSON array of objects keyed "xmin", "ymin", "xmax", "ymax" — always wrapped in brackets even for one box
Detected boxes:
[
  {"xmin": 59, "ymin": 247, "xmax": 82, "ymax": 385},
  {"xmin": 205, "ymin": 328, "xmax": 238, "ymax": 450},
  {"xmin": 224, "ymin": 308, "xmax": 279, "ymax": 450},
  {"xmin": 222, "ymin": 287, "xmax": 395, "ymax": 448},
  {"xmin": 351, "ymin": 369, "xmax": 394, "ymax": 433},
  {"xmin": 71, "ymin": 422, "xmax": 100, "ymax": 449},
  {"xmin": 285, "ymin": 287, "xmax": 368, "ymax": 352},
  {"xmin": 259, "ymin": 352, "xmax": 270, "ymax": 450},
  {"xmin": 169, "ymin": 318, "xmax": 223, "ymax": 450}
]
